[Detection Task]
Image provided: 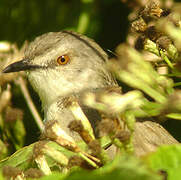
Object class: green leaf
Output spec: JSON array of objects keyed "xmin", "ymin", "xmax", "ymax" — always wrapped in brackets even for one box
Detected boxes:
[
  {"xmin": 0, "ymin": 144, "xmax": 34, "ymax": 170},
  {"xmin": 0, "ymin": 139, "xmax": 8, "ymax": 160},
  {"xmin": 66, "ymin": 155, "xmax": 161, "ymax": 180},
  {"xmin": 145, "ymin": 144, "xmax": 181, "ymax": 180},
  {"xmin": 166, "ymin": 113, "xmax": 181, "ymax": 120},
  {"xmin": 168, "ymin": 168, "xmax": 181, "ymax": 180},
  {"xmin": 13, "ymin": 119, "xmax": 26, "ymax": 150},
  {"xmin": 0, "ymin": 171, "xmax": 4, "ymax": 180},
  {"xmin": 39, "ymin": 172, "xmax": 66, "ymax": 180},
  {"xmin": 40, "ymin": 155, "xmax": 161, "ymax": 180},
  {"xmin": 0, "ymin": 141, "xmax": 87, "ymax": 170}
]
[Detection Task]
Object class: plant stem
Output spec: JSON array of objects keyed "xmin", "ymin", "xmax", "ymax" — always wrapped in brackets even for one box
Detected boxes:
[{"xmin": 17, "ymin": 77, "xmax": 44, "ymax": 131}]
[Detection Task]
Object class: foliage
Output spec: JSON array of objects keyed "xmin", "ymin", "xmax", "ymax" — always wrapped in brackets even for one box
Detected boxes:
[{"xmin": 0, "ymin": 0, "xmax": 181, "ymax": 179}]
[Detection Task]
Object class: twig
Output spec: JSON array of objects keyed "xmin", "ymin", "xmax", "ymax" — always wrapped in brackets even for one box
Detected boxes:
[
  {"xmin": 16, "ymin": 76, "xmax": 44, "ymax": 131},
  {"xmin": 82, "ymin": 151, "xmax": 101, "ymax": 164},
  {"xmin": 78, "ymin": 152, "xmax": 99, "ymax": 168}
]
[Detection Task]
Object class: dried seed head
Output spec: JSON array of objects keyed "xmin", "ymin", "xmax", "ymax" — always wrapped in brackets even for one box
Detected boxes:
[
  {"xmin": 44, "ymin": 120, "xmax": 79, "ymax": 152},
  {"xmin": 145, "ymin": 26, "xmax": 162, "ymax": 42},
  {"xmin": 68, "ymin": 155, "xmax": 96, "ymax": 169},
  {"xmin": 33, "ymin": 141, "xmax": 47, "ymax": 158},
  {"xmin": 156, "ymin": 36, "xmax": 172, "ymax": 50},
  {"xmin": 135, "ymin": 35, "xmax": 146, "ymax": 50},
  {"xmin": 161, "ymin": 9, "xmax": 171, "ymax": 17},
  {"xmin": 2, "ymin": 166, "xmax": 22, "ymax": 178},
  {"xmin": 68, "ymin": 120, "xmax": 94, "ymax": 144},
  {"xmin": 44, "ymin": 120, "xmax": 59, "ymax": 140},
  {"xmin": 44, "ymin": 120, "xmax": 74, "ymax": 142},
  {"xmin": 98, "ymin": 118, "xmax": 116, "ymax": 135},
  {"xmin": 5, "ymin": 107, "xmax": 24, "ymax": 122},
  {"xmin": 88, "ymin": 140, "xmax": 101, "ymax": 156},
  {"xmin": 131, "ymin": 18, "xmax": 147, "ymax": 33},
  {"xmin": 24, "ymin": 168, "xmax": 44, "ymax": 178},
  {"xmin": 68, "ymin": 120, "xmax": 83, "ymax": 133},
  {"xmin": 114, "ymin": 130, "xmax": 131, "ymax": 142},
  {"xmin": 68, "ymin": 156, "xmax": 85, "ymax": 168},
  {"xmin": 141, "ymin": 1, "xmax": 163, "ymax": 22}
]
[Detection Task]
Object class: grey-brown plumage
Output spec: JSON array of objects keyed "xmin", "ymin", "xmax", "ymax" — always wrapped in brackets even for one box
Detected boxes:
[{"xmin": 2, "ymin": 31, "xmax": 178, "ymax": 156}]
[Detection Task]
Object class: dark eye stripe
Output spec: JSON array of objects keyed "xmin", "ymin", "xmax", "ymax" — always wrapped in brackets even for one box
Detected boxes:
[{"xmin": 62, "ymin": 31, "xmax": 106, "ymax": 62}]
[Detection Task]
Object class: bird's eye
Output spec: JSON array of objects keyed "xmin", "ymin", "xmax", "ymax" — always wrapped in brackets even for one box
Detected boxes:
[{"xmin": 57, "ymin": 55, "xmax": 70, "ymax": 65}]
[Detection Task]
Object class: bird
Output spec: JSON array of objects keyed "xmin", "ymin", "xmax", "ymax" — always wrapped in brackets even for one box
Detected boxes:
[{"xmin": 2, "ymin": 31, "xmax": 178, "ymax": 156}]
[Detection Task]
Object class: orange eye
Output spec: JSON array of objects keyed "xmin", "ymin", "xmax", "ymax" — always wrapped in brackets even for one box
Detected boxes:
[{"xmin": 57, "ymin": 55, "xmax": 70, "ymax": 65}]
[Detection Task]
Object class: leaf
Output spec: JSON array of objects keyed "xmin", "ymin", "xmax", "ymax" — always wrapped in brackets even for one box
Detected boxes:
[
  {"xmin": 0, "ymin": 144, "xmax": 34, "ymax": 169},
  {"xmin": 166, "ymin": 113, "xmax": 181, "ymax": 120},
  {"xmin": 0, "ymin": 141, "xmax": 86, "ymax": 170},
  {"xmin": 40, "ymin": 155, "xmax": 161, "ymax": 180},
  {"xmin": 145, "ymin": 144, "xmax": 181, "ymax": 180},
  {"xmin": 39, "ymin": 172, "xmax": 66, "ymax": 180},
  {"xmin": 0, "ymin": 172, "xmax": 4, "ymax": 180},
  {"xmin": 13, "ymin": 119, "xmax": 26, "ymax": 150},
  {"xmin": 0, "ymin": 139, "xmax": 8, "ymax": 160},
  {"xmin": 67, "ymin": 155, "xmax": 161, "ymax": 180}
]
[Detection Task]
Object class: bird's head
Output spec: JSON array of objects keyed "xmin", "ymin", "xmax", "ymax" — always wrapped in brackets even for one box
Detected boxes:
[{"xmin": 2, "ymin": 31, "xmax": 112, "ymax": 107}]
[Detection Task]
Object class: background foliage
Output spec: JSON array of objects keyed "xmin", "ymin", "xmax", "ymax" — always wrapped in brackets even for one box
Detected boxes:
[
  {"xmin": 0, "ymin": 0, "xmax": 130, "ymax": 145},
  {"xmin": 0, "ymin": 0, "xmax": 181, "ymax": 179}
]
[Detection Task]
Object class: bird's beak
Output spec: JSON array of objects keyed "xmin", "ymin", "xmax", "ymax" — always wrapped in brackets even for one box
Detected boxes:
[{"xmin": 2, "ymin": 59, "xmax": 41, "ymax": 73}]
